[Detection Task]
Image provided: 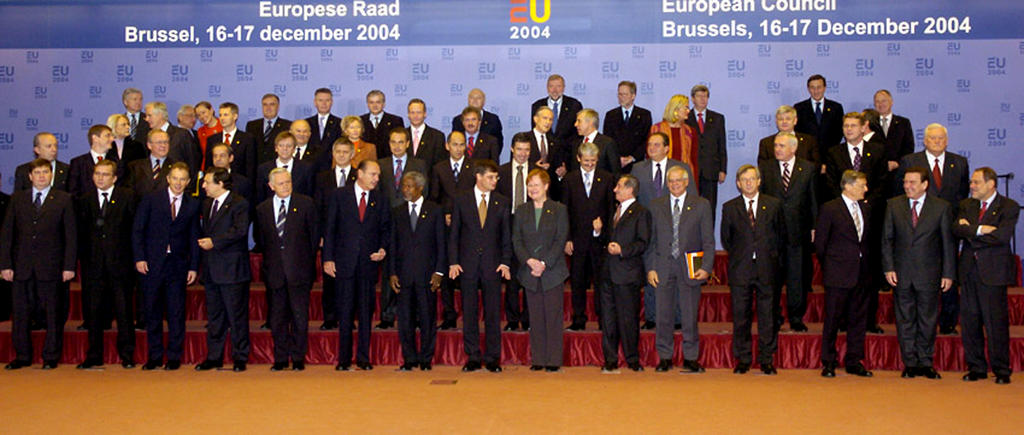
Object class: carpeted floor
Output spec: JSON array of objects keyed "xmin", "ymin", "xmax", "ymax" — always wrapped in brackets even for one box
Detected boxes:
[{"xmin": 1, "ymin": 366, "xmax": 1021, "ymax": 434}]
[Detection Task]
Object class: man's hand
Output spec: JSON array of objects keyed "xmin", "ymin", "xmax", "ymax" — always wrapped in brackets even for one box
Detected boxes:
[
  {"xmin": 62, "ymin": 270, "xmax": 75, "ymax": 282},
  {"xmin": 323, "ymin": 261, "xmax": 337, "ymax": 278},
  {"xmin": 820, "ymin": 164, "xmax": 827, "ymax": 174},
  {"xmin": 694, "ymin": 269, "xmax": 710, "ymax": 281},
  {"xmin": 135, "ymin": 261, "xmax": 149, "ymax": 275},
  {"xmin": 1, "ymin": 269, "xmax": 13, "ymax": 281},
  {"xmin": 607, "ymin": 242, "xmax": 622, "ymax": 256},
  {"xmin": 810, "ymin": 230, "xmax": 815, "ymax": 243},
  {"xmin": 620, "ymin": 156, "xmax": 633, "ymax": 168},
  {"xmin": 592, "ymin": 217, "xmax": 602, "ymax": 234},
  {"xmin": 940, "ymin": 278, "xmax": 954, "ymax": 292},
  {"xmin": 887, "ymin": 161, "xmax": 899, "ymax": 171},
  {"xmin": 370, "ymin": 248, "xmax": 386, "ymax": 262},
  {"xmin": 647, "ymin": 270, "xmax": 659, "ymax": 288},
  {"xmin": 449, "ymin": 264, "xmax": 463, "ymax": 280},
  {"xmin": 389, "ymin": 275, "xmax": 401, "ymax": 294},
  {"xmin": 430, "ymin": 274, "xmax": 443, "ymax": 292},
  {"xmin": 718, "ymin": 171, "xmax": 726, "ymax": 184},
  {"xmin": 564, "ymin": 241, "xmax": 574, "ymax": 256},
  {"xmin": 198, "ymin": 237, "xmax": 214, "ymax": 250},
  {"xmin": 537, "ymin": 161, "xmax": 551, "ymax": 170},
  {"xmin": 885, "ymin": 271, "xmax": 899, "ymax": 287},
  {"xmin": 958, "ymin": 218, "xmax": 970, "ymax": 226},
  {"xmin": 497, "ymin": 264, "xmax": 511, "ymax": 280},
  {"xmin": 445, "ymin": 214, "xmax": 452, "ymax": 227},
  {"xmin": 186, "ymin": 270, "xmax": 198, "ymax": 285},
  {"xmin": 527, "ymin": 258, "xmax": 545, "ymax": 277},
  {"xmin": 979, "ymin": 225, "xmax": 997, "ymax": 235}
]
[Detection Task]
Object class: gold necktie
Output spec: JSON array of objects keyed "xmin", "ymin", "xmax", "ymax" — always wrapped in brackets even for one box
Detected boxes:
[{"xmin": 478, "ymin": 195, "xmax": 488, "ymax": 228}]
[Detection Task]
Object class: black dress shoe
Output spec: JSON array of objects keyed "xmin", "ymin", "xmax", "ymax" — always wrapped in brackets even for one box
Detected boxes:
[
  {"xmin": 320, "ymin": 321, "xmax": 338, "ymax": 330},
  {"xmin": 195, "ymin": 360, "xmax": 223, "ymax": 371},
  {"xmin": 375, "ymin": 320, "xmax": 394, "ymax": 330},
  {"xmin": 141, "ymin": 360, "xmax": 162, "ymax": 371},
  {"xmin": 938, "ymin": 326, "xmax": 957, "ymax": 335},
  {"xmin": 655, "ymin": 359, "xmax": 672, "ymax": 372},
  {"xmin": 733, "ymin": 362, "xmax": 750, "ymax": 374},
  {"xmin": 77, "ymin": 360, "xmax": 103, "ymax": 370},
  {"xmin": 292, "ymin": 361, "xmax": 305, "ymax": 371},
  {"xmin": 789, "ymin": 321, "xmax": 809, "ymax": 332},
  {"xmin": 504, "ymin": 321, "xmax": 519, "ymax": 331},
  {"xmin": 845, "ymin": 364, "xmax": 873, "ymax": 377},
  {"xmin": 962, "ymin": 372, "xmax": 987, "ymax": 382},
  {"xmin": 485, "ymin": 362, "xmax": 502, "ymax": 373},
  {"xmin": 601, "ymin": 364, "xmax": 620, "ymax": 374},
  {"xmin": 901, "ymin": 368, "xmax": 917, "ymax": 378},
  {"xmin": 232, "ymin": 361, "xmax": 246, "ymax": 372},
  {"xmin": 419, "ymin": 362, "xmax": 432, "ymax": 371},
  {"xmin": 462, "ymin": 361, "xmax": 481, "ymax": 372},
  {"xmin": 919, "ymin": 367, "xmax": 941, "ymax": 379},
  {"xmin": 866, "ymin": 325, "xmax": 884, "ymax": 334},
  {"xmin": 628, "ymin": 363, "xmax": 643, "ymax": 372},
  {"xmin": 121, "ymin": 360, "xmax": 136, "ymax": 369},
  {"xmin": 530, "ymin": 365, "xmax": 544, "ymax": 371},
  {"xmin": 520, "ymin": 321, "xmax": 530, "ymax": 331},
  {"xmin": 5, "ymin": 360, "xmax": 30, "ymax": 370},
  {"xmin": 439, "ymin": 319, "xmax": 457, "ymax": 330},
  {"xmin": 41, "ymin": 360, "xmax": 58, "ymax": 370},
  {"xmin": 760, "ymin": 364, "xmax": 777, "ymax": 375},
  {"xmin": 164, "ymin": 360, "xmax": 181, "ymax": 371},
  {"xmin": 398, "ymin": 363, "xmax": 415, "ymax": 372},
  {"xmin": 271, "ymin": 362, "xmax": 289, "ymax": 371},
  {"xmin": 545, "ymin": 366, "xmax": 560, "ymax": 372},
  {"xmin": 681, "ymin": 360, "xmax": 705, "ymax": 373},
  {"xmin": 641, "ymin": 320, "xmax": 656, "ymax": 330},
  {"xmin": 821, "ymin": 362, "xmax": 837, "ymax": 378},
  {"xmin": 356, "ymin": 361, "xmax": 373, "ymax": 370},
  {"xmin": 995, "ymin": 375, "xmax": 1011, "ymax": 385},
  {"xmin": 566, "ymin": 322, "xmax": 585, "ymax": 331},
  {"xmin": 335, "ymin": 363, "xmax": 351, "ymax": 371}
]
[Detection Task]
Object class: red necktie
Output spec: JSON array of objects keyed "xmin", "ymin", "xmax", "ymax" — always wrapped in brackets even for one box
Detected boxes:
[
  {"xmin": 978, "ymin": 201, "xmax": 987, "ymax": 222},
  {"xmin": 358, "ymin": 191, "xmax": 367, "ymax": 222},
  {"xmin": 584, "ymin": 136, "xmax": 590, "ymax": 143},
  {"xmin": 467, "ymin": 136, "xmax": 475, "ymax": 157},
  {"xmin": 224, "ymin": 132, "xmax": 231, "ymax": 146},
  {"xmin": 96, "ymin": 156, "xmax": 103, "ymax": 163},
  {"xmin": 911, "ymin": 200, "xmax": 919, "ymax": 228},
  {"xmin": 932, "ymin": 158, "xmax": 943, "ymax": 190},
  {"xmin": 697, "ymin": 113, "xmax": 705, "ymax": 134}
]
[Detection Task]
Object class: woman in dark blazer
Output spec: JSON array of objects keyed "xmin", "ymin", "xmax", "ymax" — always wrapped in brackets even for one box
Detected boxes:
[{"xmin": 513, "ymin": 168, "xmax": 570, "ymax": 372}]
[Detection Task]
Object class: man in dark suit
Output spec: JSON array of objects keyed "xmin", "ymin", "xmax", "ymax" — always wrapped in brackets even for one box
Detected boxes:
[
  {"xmin": 147, "ymin": 101, "xmax": 201, "ymax": 187},
  {"xmin": 176, "ymin": 105, "xmax": 201, "ymax": 167},
  {"xmin": 523, "ymin": 106, "xmax": 569, "ymax": 201},
  {"xmin": 448, "ymin": 160, "xmax": 512, "ymax": 373},
  {"xmin": 132, "ymin": 162, "xmax": 200, "ymax": 371},
  {"xmin": 645, "ymin": 166, "xmax": 715, "ymax": 373},
  {"xmin": 245, "ymin": 93, "xmax": 292, "ymax": 165},
  {"xmin": 459, "ymin": 106, "xmax": 501, "ymax": 162},
  {"xmin": 206, "ymin": 102, "xmax": 257, "ymax": 188},
  {"xmin": 375, "ymin": 128, "xmax": 428, "ymax": 329},
  {"xmin": 453, "ymin": 89, "xmax": 504, "ymax": 153},
  {"xmin": 759, "ymin": 133, "xmax": 817, "ymax": 332},
  {"xmin": 1, "ymin": 159, "xmax": 77, "ymax": 370},
  {"xmin": 407, "ymin": 98, "xmax": 448, "ymax": 170},
  {"xmin": 255, "ymin": 132, "xmax": 314, "ymax": 208},
  {"xmin": 429, "ymin": 132, "xmax": 475, "ymax": 329},
  {"xmin": 562, "ymin": 142, "xmax": 614, "ymax": 331},
  {"xmin": 568, "ymin": 109, "xmax": 620, "ymax": 175},
  {"xmin": 954, "ymin": 167, "xmax": 1018, "ymax": 385},
  {"xmin": 603, "ymin": 81, "xmax": 653, "ymax": 174},
  {"xmin": 387, "ymin": 171, "xmax": 446, "ymax": 371},
  {"xmin": 794, "ymin": 74, "xmax": 845, "ymax": 161},
  {"xmin": 531, "ymin": 74, "xmax": 583, "ymax": 144},
  {"xmin": 496, "ymin": 135, "xmax": 538, "ymax": 331},
  {"xmin": 256, "ymin": 169, "xmax": 319, "ymax": 371},
  {"xmin": 594, "ymin": 174, "xmax": 650, "ymax": 373},
  {"xmin": 124, "ymin": 130, "xmax": 172, "ymax": 200},
  {"xmin": 289, "ymin": 119, "xmax": 319, "ymax": 166},
  {"xmin": 14, "ymin": 132, "xmax": 70, "ymax": 192},
  {"xmin": 882, "ymin": 167, "xmax": 955, "ymax": 379},
  {"xmin": 897, "ymin": 123, "xmax": 969, "ymax": 334},
  {"xmin": 313, "ymin": 139, "xmax": 356, "ymax": 330},
  {"xmin": 74, "ymin": 159, "xmax": 137, "ymax": 369},
  {"xmin": 306, "ymin": 88, "xmax": 342, "ymax": 152},
  {"xmin": 323, "ymin": 160, "xmax": 391, "ymax": 371},
  {"xmin": 122, "ymin": 87, "xmax": 149, "ymax": 142},
  {"xmin": 686, "ymin": 85, "xmax": 728, "ymax": 221},
  {"xmin": 815, "ymin": 170, "xmax": 873, "ymax": 378},
  {"xmin": 721, "ymin": 165, "xmax": 784, "ymax": 375},
  {"xmin": 873, "ymin": 90, "xmax": 915, "ymax": 174},
  {"xmin": 361, "ymin": 89, "xmax": 405, "ymax": 159},
  {"xmin": 757, "ymin": 105, "xmax": 820, "ymax": 169},
  {"xmin": 69, "ymin": 125, "xmax": 119, "ymax": 198},
  {"xmin": 204, "ymin": 144, "xmax": 252, "ymax": 204},
  {"xmin": 194, "ymin": 168, "xmax": 252, "ymax": 372}
]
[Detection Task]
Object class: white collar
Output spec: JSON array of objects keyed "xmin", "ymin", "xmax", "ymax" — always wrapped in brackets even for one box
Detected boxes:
[
  {"xmin": 841, "ymin": 194, "xmax": 861, "ymax": 210},
  {"xmin": 222, "ymin": 126, "xmax": 237, "ymax": 137},
  {"xmin": 159, "ymin": 122, "xmax": 170, "ymax": 132},
  {"xmin": 276, "ymin": 158, "xmax": 293, "ymax": 168},
  {"xmin": 408, "ymin": 196, "xmax": 424, "ymax": 211},
  {"xmin": 981, "ymin": 192, "xmax": 997, "ymax": 207},
  {"xmin": 90, "ymin": 149, "xmax": 106, "ymax": 162},
  {"xmin": 167, "ymin": 187, "xmax": 182, "ymax": 201},
  {"xmin": 618, "ymin": 197, "xmax": 635, "ymax": 212},
  {"xmin": 97, "ymin": 186, "xmax": 114, "ymax": 197},
  {"xmin": 211, "ymin": 190, "xmax": 230, "ymax": 204},
  {"xmin": 780, "ymin": 156, "xmax": 796, "ymax": 168},
  {"xmin": 354, "ymin": 183, "xmax": 370, "ymax": 199},
  {"xmin": 671, "ymin": 192, "xmax": 686, "ymax": 206},
  {"xmin": 909, "ymin": 193, "xmax": 926, "ymax": 207},
  {"xmin": 812, "ymin": 97, "xmax": 825, "ymax": 105},
  {"xmin": 474, "ymin": 186, "xmax": 490, "ymax": 201},
  {"xmin": 450, "ymin": 156, "xmax": 464, "ymax": 168}
]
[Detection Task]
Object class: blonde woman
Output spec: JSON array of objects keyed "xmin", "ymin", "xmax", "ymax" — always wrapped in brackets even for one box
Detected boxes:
[
  {"xmin": 106, "ymin": 113, "xmax": 146, "ymax": 164},
  {"xmin": 649, "ymin": 94, "xmax": 700, "ymax": 186},
  {"xmin": 342, "ymin": 115, "xmax": 377, "ymax": 168}
]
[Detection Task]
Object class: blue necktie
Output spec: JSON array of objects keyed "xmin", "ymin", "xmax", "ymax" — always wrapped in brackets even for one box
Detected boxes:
[{"xmin": 814, "ymin": 101, "xmax": 823, "ymax": 124}]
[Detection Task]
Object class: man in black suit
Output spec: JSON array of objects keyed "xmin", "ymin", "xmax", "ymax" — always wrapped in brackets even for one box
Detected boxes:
[
  {"xmin": 1, "ymin": 159, "xmax": 77, "ymax": 370},
  {"xmin": 313, "ymin": 139, "xmax": 356, "ymax": 331},
  {"xmin": 794, "ymin": 74, "xmax": 845, "ymax": 161},
  {"xmin": 898, "ymin": 123, "xmax": 969, "ymax": 334},
  {"xmin": 323, "ymin": 160, "xmax": 391, "ymax": 371},
  {"xmin": 195, "ymin": 168, "xmax": 252, "ymax": 372},
  {"xmin": 122, "ymin": 87, "xmax": 149, "ymax": 142},
  {"xmin": 531, "ymin": 74, "xmax": 583, "ymax": 144},
  {"xmin": 256, "ymin": 169, "xmax": 319, "ymax": 371},
  {"xmin": 407, "ymin": 98, "xmax": 448, "ymax": 170},
  {"xmin": 759, "ymin": 133, "xmax": 817, "ymax": 332},
  {"xmin": 14, "ymin": 132, "xmax": 70, "ymax": 192},
  {"xmin": 207, "ymin": 102, "xmax": 257, "ymax": 189},
  {"xmin": 603, "ymin": 81, "xmax": 652, "ymax": 174},
  {"xmin": 459, "ymin": 106, "xmax": 501, "ymax": 162},
  {"xmin": 954, "ymin": 167, "xmax": 1018, "ymax": 385},
  {"xmin": 686, "ymin": 85, "xmax": 728, "ymax": 221},
  {"xmin": 375, "ymin": 128, "xmax": 428, "ymax": 329},
  {"xmin": 388, "ymin": 171, "xmax": 446, "ymax": 371},
  {"xmin": 496, "ymin": 134, "xmax": 538, "ymax": 331},
  {"xmin": 873, "ymin": 90, "xmax": 915, "ymax": 174},
  {"xmin": 721, "ymin": 165, "xmax": 784, "ymax": 375},
  {"xmin": 568, "ymin": 109, "xmax": 620, "ymax": 175},
  {"xmin": 361, "ymin": 89, "xmax": 405, "ymax": 159},
  {"xmin": 205, "ymin": 144, "xmax": 252, "ymax": 204},
  {"xmin": 147, "ymin": 101, "xmax": 201, "ymax": 187},
  {"xmin": 245, "ymin": 93, "xmax": 292, "ymax": 165},
  {"xmin": 132, "ymin": 162, "xmax": 200, "ymax": 371},
  {"xmin": 562, "ymin": 142, "xmax": 615, "ymax": 331},
  {"xmin": 448, "ymin": 160, "xmax": 512, "ymax": 373},
  {"xmin": 594, "ymin": 174, "xmax": 650, "ymax": 373},
  {"xmin": 453, "ymin": 88, "xmax": 504, "ymax": 152},
  {"xmin": 69, "ymin": 125, "xmax": 119, "ymax": 198},
  {"xmin": 882, "ymin": 167, "xmax": 955, "ymax": 380},
  {"xmin": 306, "ymin": 87, "xmax": 342, "ymax": 152},
  {"xmin": 256, "ymin": 132, "xmax": 314, "ymax": 208},
  {"xmin": 757, "ymin": 105, "xmax": 820, "ymax": 169},
  {"xmin": 429, "ymin": 132, "xmax": 475, "ymax": 329},
  {"xmin": 125, "ymin": 130, "xmax": 172, "ymax": 200},
  {"xmin": 524, "ymin": 106, "xmax": 569, "ymax": 201},
  {"xmin": 176, "ymin": 105, "xmax": 201, "ymax": 166},
  {"xmin": 814, "ymin": 170, "xmax": 873, "ymax": 378},
  {"xmin": 291, "ymin": 119, "xmax": 329, "ymax": 176},
  {"xmin": 74, "ymin": 159, "xmax": 137, "ymax": 369}
]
